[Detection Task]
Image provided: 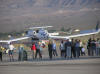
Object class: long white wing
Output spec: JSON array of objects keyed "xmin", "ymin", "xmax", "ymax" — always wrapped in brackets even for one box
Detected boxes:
[
  {"xmin": 50, "ymin": 29, "xmax": 100, "ymax": 39},
  {"xmin": 0, "ymin": 36, "xmax": 30, "ymax": 44}
]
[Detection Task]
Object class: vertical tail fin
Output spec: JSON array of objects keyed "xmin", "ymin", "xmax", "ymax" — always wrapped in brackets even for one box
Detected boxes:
[{"xmin": 96, "ymin": 21, "xmax": 99, "ymax": 31}]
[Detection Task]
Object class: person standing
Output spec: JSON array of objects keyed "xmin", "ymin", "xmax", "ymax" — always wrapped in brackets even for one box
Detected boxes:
[
  {"xmin": 87, "ymin": 38, "xmax": 92, "ymax": 56},
  {"xmin": 18, "ymin": 45, "xmax": 24, "ymax": 61},
  {"xmin": 52, "ymin": 41, "xmax": 58, "ymax": 56},
  {"xmin": 9, "ymin": 43, "xmax": 14, "ymax": 62},
  {"xmin": 31, "ymin": 43, "xmax": 36, "ymax": 59},
  {"xmin": 48, "ymin": 41, "xmax": 53, "ymax": 60},
  {"xmin": 96, "ymin": 38, "xmax": 100, "ymax": 56},
  {"xmin": 71, "ymin": 39, "xmax": 75, "ymax": 58},
  {"xmin": 18, "ymin": 45, "xmax": 27, "ymax": 61},
  {"xmin": 23, "ymin": 48, "xmax": 28, "ymax": 61},
  {"xmin": 39, "ymin": 42, "xmax": 43, "ymax": 58},
  {"xmin": 59, "ymin": 40, "xmax": 65, "ymax": 57},
  {"xmin": 75, "ymin": 39, "xmax": 80, "ymax": 58},
  {"xmin": 65, "ymin": 39, "xmax": 72, "ymax": 59},
  {"xmin": 90, "ymin": 39, "xmax": 96, "ymax": 56},
  {"xmin": 35, "ymin": 41, "xmax": 42, "ymax": 59},
  {"xmin": 79, "ymin": 40, "xmax": 83, "ymax": 56}
]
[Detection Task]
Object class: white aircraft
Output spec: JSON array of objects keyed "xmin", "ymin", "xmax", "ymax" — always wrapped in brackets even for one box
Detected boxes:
[
  {"xmin": 0, "ymin": 23, "xmax": 100, "ymax": 44},
  {"xmin": 0, "ymin": 26, "xmax": 57, "ymax": 44}
]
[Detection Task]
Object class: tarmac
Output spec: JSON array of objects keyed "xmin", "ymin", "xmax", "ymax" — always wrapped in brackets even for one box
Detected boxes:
[
  {"xmin": 0, "ymin": 48, "xmax": 100, "ymax": 74},
  {"xmin": 0, "ymin": 56, "xmax": 100, "ymax": 74}
]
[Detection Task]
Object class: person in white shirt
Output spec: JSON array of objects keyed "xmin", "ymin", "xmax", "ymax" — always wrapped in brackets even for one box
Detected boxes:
[
  {"xmin": 9, "ymin": 43, "xmax": 14, "ymax": 61},
  {"xmin": 81, "ymin": 47, "xmax": 85, "ymax": 56}
]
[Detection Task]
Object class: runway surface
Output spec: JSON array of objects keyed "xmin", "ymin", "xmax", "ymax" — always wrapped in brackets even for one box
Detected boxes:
[{"xmin": 0, "ymin": 57, "xmax": 100, "ymax": 74}]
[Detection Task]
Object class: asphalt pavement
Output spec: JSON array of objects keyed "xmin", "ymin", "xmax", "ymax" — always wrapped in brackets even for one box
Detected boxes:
[
  {"xmin": 0, "ymin": 56, "xmax": 100, "ymax": 74},
  {"xmin": 0, "ymin": 48, "xmax": 100, "ymax": 74}
]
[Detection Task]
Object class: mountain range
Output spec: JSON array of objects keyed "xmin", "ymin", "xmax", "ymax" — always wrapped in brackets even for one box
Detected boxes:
[{"xmin": 0, "ymin": 0, "xmax": 100, "ymax": 32}]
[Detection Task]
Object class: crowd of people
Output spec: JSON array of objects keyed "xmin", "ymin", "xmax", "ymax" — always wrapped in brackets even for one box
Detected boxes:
[
  {"xmin": 87, "ymin": 38, "xmax": 100, "ymax": 56},
  {"xmin": 48, "ymin": 38, "xmax": 100, "ymax": 59},
  {"xmin": 59, "ymin": 39, "xmax": 84, "ymax": 59},
  {"xmin": 0, "ymin": 37, "xmax": 100, "ymax": 62},
  {"xmin": 48, "ymin": 39, "xmax": 83, "ymax": 59}
]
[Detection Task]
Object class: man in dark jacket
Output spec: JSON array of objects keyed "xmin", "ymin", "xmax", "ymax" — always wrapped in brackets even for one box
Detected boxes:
[
  {"xmin": 48, "ymin": 41, "xmax": 53, "ymax": 59},
  {"xmin": 71, "ymin": 39, "xmax": 76, "ymax": 58},
  {"xmin": 87, "ymin": 38, "xmax": 92, "ymax": 56},
  {"xmin": 64, "ymin": 39, "xmax": 72, "ymax": 58}
]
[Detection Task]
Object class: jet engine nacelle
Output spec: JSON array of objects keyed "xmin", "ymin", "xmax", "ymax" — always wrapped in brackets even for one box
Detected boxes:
[{"xmin": 26, "ymin": 30, "xmax": 36, "ymax": 36}]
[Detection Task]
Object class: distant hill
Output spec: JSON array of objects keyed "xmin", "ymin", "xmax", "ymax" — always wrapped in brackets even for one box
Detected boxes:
[{"xmin": 0, "ymin": 0, "xmax": 100, "ymax": 32}]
